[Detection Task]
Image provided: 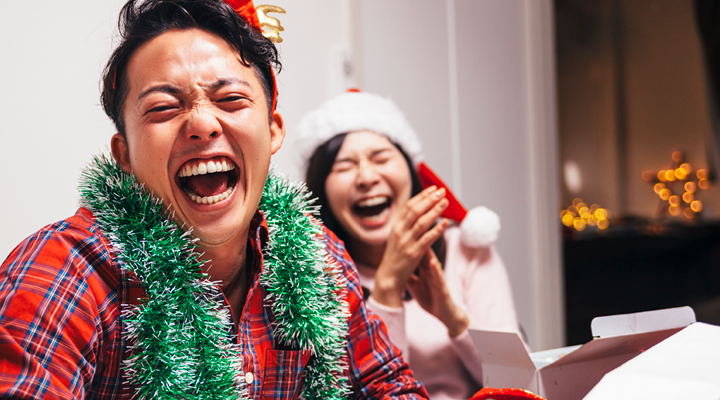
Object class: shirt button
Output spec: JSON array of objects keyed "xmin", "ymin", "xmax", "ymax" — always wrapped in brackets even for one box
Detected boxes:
[{"xmin": 245, "ymin": 372, "xmax": 254, "ymax": 384}]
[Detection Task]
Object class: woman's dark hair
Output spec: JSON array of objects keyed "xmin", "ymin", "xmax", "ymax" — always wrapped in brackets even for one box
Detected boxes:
[
  {"xmin": 306, "ymin": 133, "xmax": 445, "ymax": 274},
  {"xmin": 101, "ymin": 0, "xmax": 281, "ymax": 136}
]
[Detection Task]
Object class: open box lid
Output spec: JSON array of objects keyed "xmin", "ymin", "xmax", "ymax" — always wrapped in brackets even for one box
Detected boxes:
[
  {"xmin": 546, "ymin": 306, "xmax": 697, "ymax": 369},
  {"xmin": 469, "ymin": 306, "xmax": 696, "ymax": 400},
  {"xmin": 583, "ymin": 322, "xmax": 720, "ymax": 399}
]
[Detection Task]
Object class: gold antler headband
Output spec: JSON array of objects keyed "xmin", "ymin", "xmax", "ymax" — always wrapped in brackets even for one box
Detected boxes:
[{"xmin": 256, "ymin": 4, "xmax": 286, "ymax": 43}]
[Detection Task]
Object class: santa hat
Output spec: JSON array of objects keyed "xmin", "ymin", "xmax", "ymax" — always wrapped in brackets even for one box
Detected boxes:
[{"xmin": 296, "ymin": 89, "xmax": 500, "ymax": 247}]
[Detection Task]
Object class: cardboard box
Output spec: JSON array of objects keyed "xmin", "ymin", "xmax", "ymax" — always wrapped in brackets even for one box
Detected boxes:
[
  {"xmin": 583, "ymin": 322, "xmax": 720, "ymax": 400},
  {"xmin": 469, "ymin": 306, "xmax": 696, "ymax": 400}
]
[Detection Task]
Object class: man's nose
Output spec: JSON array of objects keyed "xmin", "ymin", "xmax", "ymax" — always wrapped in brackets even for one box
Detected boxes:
[{"xmin": 184, "ymin": 104, "xmax": 222, "ymax": 141}]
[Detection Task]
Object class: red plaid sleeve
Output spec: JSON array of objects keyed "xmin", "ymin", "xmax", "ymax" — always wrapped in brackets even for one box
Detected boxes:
[
  {"xmin": 322, "ymin": 227, "xmax": 429, "ymax": 400},
  {"xmin": 0, "ymin": 209, "xmax": 125, "ymax": 400}
]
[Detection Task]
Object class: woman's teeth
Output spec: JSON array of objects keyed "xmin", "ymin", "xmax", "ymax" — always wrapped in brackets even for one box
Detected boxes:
[
  {"xmin": 354, "ymin": 196, "xmax": 391, "ymax": 221},
  {"xmin": 186, "ymin": 187, "xmax": 233, "ymax": 205},
  {"xmin": 357, "ymin": 196, "xmax": 389, "ymax": 207},
  {"xmin": 177, "ymin": 159, "xmax": 235, "ymax": 178}
]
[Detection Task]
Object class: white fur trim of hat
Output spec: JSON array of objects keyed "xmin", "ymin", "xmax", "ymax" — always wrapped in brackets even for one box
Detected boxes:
[{"xmin": 295, "ymin": 91, "xmax": 423, "ymax": 176}]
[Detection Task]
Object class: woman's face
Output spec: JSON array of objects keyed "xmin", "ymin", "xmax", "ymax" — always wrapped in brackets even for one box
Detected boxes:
[{"xmin": 325, "ymin": 131, "xmax": 413, "ymax": 247}]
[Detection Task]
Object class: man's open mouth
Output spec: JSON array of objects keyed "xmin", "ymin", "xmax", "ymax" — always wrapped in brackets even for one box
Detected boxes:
[
  {"xmin": 177, "ymin": 157, "xmax": 238, "ymax": 205},
  {"xmin": 352, "ymin": 196, "xmax": 391, "ymax": 222}
]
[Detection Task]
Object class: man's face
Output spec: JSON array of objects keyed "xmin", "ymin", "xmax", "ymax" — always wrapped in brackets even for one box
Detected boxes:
[{"xmin": 112, "ymin": 28, "xmax": 284, "ymax": 250}]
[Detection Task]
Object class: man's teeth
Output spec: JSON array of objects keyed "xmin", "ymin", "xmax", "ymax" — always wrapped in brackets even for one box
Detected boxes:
[
  {"xmin": 178, "ymin": 159, "xmax": 235, "ymax": 177},
  {"xmin": 357, "ymin": 196, "xmax": 389, "ymax": 208},
  {"xmin": 186, "ymin": 187, "xmax": 233, "ymax": 205}
]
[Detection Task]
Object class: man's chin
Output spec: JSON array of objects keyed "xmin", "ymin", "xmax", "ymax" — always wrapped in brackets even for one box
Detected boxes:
[{"xmin": 192, "ymin": 227, "xmax": 244, "ymax": 249}]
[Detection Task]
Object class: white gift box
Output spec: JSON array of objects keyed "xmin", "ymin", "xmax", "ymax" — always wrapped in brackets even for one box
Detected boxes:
[
  {"xmin": 469, "ymin": 306, "xmax": 697, "ymax": 400},
  {"xmin": 583, "ymin": 321, "xmax": 720, "ymax": 400}
]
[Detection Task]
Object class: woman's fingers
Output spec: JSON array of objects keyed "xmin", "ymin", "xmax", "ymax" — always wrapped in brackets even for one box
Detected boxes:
[
  {"xmin": 409, "ymin": 197, "xmax": 448, "ymax": 237},
  {"xmin": 416, "ymin": 218, "xmax": 449, "ymax": 251},
  {"xmin": 398, "ymin": 186, "xmax": 446, "ymax": 230}
]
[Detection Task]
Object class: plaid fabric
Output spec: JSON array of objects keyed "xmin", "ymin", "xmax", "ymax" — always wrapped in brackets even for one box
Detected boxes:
[{"xmin": 0, "ymin": 208, "xmax": 428, "ymax": 400}]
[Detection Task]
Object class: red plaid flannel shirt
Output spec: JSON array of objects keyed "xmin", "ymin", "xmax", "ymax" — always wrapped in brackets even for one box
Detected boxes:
[{"xmin": 0, "ymin": 208, "xmax": 428, "ymax": 399}]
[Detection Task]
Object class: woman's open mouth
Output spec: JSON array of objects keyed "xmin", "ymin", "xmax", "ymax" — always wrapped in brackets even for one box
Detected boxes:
[
  {"xmin": 176, "ymin": 157, "xmax": 238, "ymax": 205},
  {"xmin": 352, "ymin": 196, "xmax": 391, "ymax": 222}
]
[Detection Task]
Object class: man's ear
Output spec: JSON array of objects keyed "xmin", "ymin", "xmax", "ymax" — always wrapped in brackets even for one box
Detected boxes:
[
  {"xmin": 269, "ymin": 111, "xmax": 285, "ymax": 155},
  {"xmin": 111, "ymin": 133, "xmax": 132, "ymax": 173}
]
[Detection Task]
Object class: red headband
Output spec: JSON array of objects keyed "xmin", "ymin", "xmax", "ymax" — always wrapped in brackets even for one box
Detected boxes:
[{"xmin": 224, "ymin": 0, "xmax": 279, "ymax": 111}]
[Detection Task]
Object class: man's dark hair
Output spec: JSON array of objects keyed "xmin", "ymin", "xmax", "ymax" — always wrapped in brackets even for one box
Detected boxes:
[{"xmin": 101, "ymin": 0, "xmax": 281, "ymax": 136}]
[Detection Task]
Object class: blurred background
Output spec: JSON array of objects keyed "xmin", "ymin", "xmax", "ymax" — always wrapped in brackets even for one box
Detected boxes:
[{"xmin": 1, "ymin": 0, "xmax": 718, "ymax": 351}]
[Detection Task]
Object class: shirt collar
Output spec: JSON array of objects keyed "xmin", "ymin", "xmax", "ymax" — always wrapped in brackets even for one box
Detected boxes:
[{"xmin": 247, "ymin": 209, "xmax": 269, "ymax": 275}]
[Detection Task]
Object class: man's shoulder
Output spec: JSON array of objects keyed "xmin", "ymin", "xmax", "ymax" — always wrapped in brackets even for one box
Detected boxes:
[{"xmin": 2, "ymin": 207, "xmax": 113, "ymax": 273}]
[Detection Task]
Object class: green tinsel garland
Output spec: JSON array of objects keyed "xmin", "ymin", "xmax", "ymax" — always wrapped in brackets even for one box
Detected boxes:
[
  {"xmin": 78, "ymin": 154, "xmax": 350, "ymax": 400},
  {"xmin": 260, "ymin": 169, "xmax": 350, "ymax": 400}
]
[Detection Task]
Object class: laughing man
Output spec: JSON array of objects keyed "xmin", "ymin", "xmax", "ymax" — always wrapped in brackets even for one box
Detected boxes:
[{"xmin": 0, "ymin": 0, "xmax": 427, "ymax": 399}]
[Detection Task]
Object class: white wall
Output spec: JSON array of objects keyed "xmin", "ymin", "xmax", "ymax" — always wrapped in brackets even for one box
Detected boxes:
[
  {"xmin": 353, "ymin": 0, "xmax": 563, "ymax": 350},
  {"xmin": 0, "ymin": 1, "xmax": 123, "ymax": 259},
  {"xmin": 0, "ymin": 0, "xmax": 563, "ymax": 350}
]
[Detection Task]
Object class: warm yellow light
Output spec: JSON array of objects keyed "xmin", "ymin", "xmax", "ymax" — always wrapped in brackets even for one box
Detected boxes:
[
  {"xmin": 683, "ymin": 192, "xmax": 694, "ymax": 203},
  {"xmin": 568, "ymin": 205, "xmax": 577, "ymax": 214},
  {"xmin": 572, "ymin": 198, "xmax": 583, "ymax": 207},
  {"xmin": 684, "ymin": 181, "xmax": 696, "ymax": 193},
  {"xmin": 573, "ymin": 219, "xmax": 586, "ymax": 231},
  {"xmin": 590, "ymin": 204, "xmax": 600, "ymax": 212},
  {"xmin": 672, "ymin": 150, "xmax": 683, "ymax": 163},
  {"xmin": 669, "ymin": 195, "xmax": 681, "ymax": 206},
  {"xmin": 684, "ymin": 208, "xmax": 695, "ymax": 219},
  {"xmin": 674, "ymin": 168, "xmax": 687, "ymax": 180},
  {"xmin": 587, "ymin": 215, "xmax": 597, "ymax": 226},
  {"xmin": 658, "ymin": 170, "xmax": 667, "ymax": 182},
  {"xmin": 680, "ymin": 163, "xmax": 692, "ymax": 174},
  {"xmin": 562, "ymin": 214, "xmax": 574, "ymax": 226},
  {"xmin": 698, "ymin": 179, "xmax": 710, "ymax": 190},
  {"xmin": 654, "ymin": 183, "xmax": 665, "ymax": 194},
  {"xmin": 665, "ymin": 170, "xmax": 677, "ymax": 181},
  {"xmin": 594, "ymin": 208, "xmax": 608, "ymax": 219},
  {"xmin": 579, "ymin": 206, "xmax": 589, "ymax": 216},
  {"xmin": 598, "ymin": 219, "xmax": 609, "ymax": 229},
  {"xmin": 659, "ymin": 188, "xmax": 671, "ymax": 200},
  {"xmin": 691, "ymin": 200, "xmax": 703, "ymax": 212},
  {"xmin": 697, "ymin": 169, "xmax": 708, "ymax": 180},
  {"xmin": 669, "ymin": 205, "xmax": 681, "ymax": 216}
]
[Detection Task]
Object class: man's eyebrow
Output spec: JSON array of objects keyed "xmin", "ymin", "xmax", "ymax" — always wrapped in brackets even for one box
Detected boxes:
[
  {"xmin": 136, "ymin": 79, "xmax": 253, "ymax": 101},
  {"xmin": 137, "ymin": 85, "xmax": 182, "ymax": 101},
  {"xmin": 202, "ymin": 78, "xmax": 253, "ymax": 91}
]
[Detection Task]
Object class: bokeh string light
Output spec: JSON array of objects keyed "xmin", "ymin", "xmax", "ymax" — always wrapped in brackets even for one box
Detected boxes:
[
  {"xmin": 560, "ymin": 198, "xmax": 611, "ymax": 232},
  {"xmin": 641, "ymin": 151, "xmax": 708, "ymax": 219}
]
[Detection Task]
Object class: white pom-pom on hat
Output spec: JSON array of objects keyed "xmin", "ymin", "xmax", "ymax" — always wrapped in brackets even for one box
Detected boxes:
[
  {"xmin": 295, "ymin": 90, "xmax": 423, "ymax": 176},
  {"xmin": 460, "ymin": 206, "xmax": 501, "ymax": 248}
]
